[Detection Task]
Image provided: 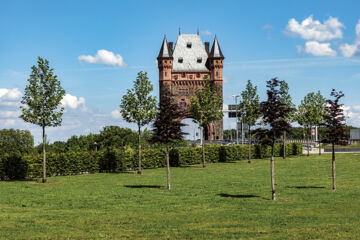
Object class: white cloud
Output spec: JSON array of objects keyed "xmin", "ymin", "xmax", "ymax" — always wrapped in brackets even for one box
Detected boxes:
[
  {"xmin": 61, "ymin": 93, "xmax": 87, "ymax": 111},
  {"xmin": 78, "ymin": 49, "xmax": 127, "ymax": 67},
  {"xmin": 200, "ymin": 30, "xmax": 212, "ymax": 36},
  {"xmin": 304, "ymin": 41, "xmax": 337, "ymax": 56},
  {"xmin": 343, "ymin": 105, "xmax": 360, "ymax": 126},
  {"xmin": 110, "ymin": 109, "xmax": 122, "ymax": 119},
  {"xmin": 0, "ymin": 88, "xmax": 22, "ymax": 100},
  {"xmin": 0, "ymin": 119, "xmax": 16, "ymax": 126},
  {"xmin": 0, "ymin": 110, "xmax": 20, "ymax": 118},
  {"xmin": 340, "ymin": 20, "xmax": 360, "ymax": 58},
  {"xmin": 286, "ymin": 15, "xmax": 344, "ymax": 41}
]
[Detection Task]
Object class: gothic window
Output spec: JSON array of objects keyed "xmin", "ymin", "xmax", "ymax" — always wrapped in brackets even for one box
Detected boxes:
[
  {"xmin": 196, "ymin": 73, "xmax": 200, "ymax": 78},
  {"xmin": 186, "ymin": 42, "xmax": 192, "ymax": 48},
  {"xmin": 216, "ymin": 71, "xmax": 219, "ymax": 77},
  {"xmin": 179, "ymin": 100, "xmax": 187, "ymax": 107},
  {"xmin": 182, "ymin": 73, "xmax": 185, "ymax": 78},
  {"xmin": 165, "ymin": 60, "xmax": 167, "ymax": 64},
  {"xmin": 197, "ymin": 57, "xmax": 202, "ymax": 63},
  {"xmin": 178, "ymin": 58, "xmax": 183, "ymax": 63}
]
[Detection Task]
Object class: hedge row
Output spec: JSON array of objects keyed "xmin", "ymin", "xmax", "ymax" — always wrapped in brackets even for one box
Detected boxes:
[{"xmin": 0, "ymin": 143, "xmax": 302, "ymax": 180}]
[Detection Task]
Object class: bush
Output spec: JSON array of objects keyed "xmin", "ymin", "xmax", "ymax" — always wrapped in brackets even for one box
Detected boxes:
[
  {"xmin": 1, "ymin": 153, "xmax": 28, "ymax": 180},
  {"xmin": 170, "ymin": 147, "xmax": 202, "ymax": 167}
]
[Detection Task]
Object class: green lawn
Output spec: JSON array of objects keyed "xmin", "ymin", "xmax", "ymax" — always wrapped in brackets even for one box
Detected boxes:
[{"xmin": 1, "ymin": 154, "xmax": 360, "ymax": 239}]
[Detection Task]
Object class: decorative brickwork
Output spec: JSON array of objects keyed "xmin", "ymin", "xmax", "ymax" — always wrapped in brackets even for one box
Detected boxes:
[{"xmin": 158, "ymin": 34, "xmax": 224, "ymax": 140}]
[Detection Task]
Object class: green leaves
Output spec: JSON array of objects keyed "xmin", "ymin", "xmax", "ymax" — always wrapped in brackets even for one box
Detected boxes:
[
  {"xmin": 120, "ymin": 71, "xmax": 157, "ymax": 127},
  {"xmin": 188, "ymin": 76, "xmax": 223, "ymax": 127},
  {"xmin": 296, "ymin": 91, "xmax": 326, "ymax": 129},
  {"xmin": 238, "ymin": 80, "xmax": 261, "ymax": 127},
  {"xmin": 20, "ymin": 57, "xmax": 65, "ymax": 127}
]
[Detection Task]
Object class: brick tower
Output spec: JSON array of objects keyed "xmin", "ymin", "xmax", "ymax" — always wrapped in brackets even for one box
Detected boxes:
[{"xmin": 157, "ymin": 33, "xmax": 224, "ymax": 140}]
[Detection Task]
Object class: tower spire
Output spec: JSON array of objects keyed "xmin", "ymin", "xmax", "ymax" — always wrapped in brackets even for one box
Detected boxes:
[
  {"xmin": 157, "ymin": 35, "xmax": 172, "ymax": 59},
  {"xmin": 179, "ymin": 27, "xmax": 181, "ymax": 35},
  {"xmin": 209, "ymin": 35, "xmax": 224, "ymax": 58}
]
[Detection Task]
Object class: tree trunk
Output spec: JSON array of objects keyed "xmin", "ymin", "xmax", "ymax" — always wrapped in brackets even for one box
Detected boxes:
[
  {"xmin": 202, "ymin": 126, "xmax": 206, "ymax": 168},
  {"xmin": 42, "ymin": 126, "xmax": 47, "ymax": 183},
  {"xmin": 318, "ymin": 132, "xmax": 322, "ymax": 155},
  {"xmin": 248, "ymin": 126, "xmax": 251, "ymax": 164},
  {"xmin": 307, "ymin": 130, "xmax": 310, "ymax": 157},
  {"xmin": 271, "ymin": 144, "xmax": 276, "ymax": 200},
  {"xmin": 137, "ymin": 125, "xmax": 142, "ymax": 175},
  {"xmin": 283, "ymin": 131, "xmax": 286, "ymax": 159},
  {"xmin": 166, "ymin": 144, "xmax": 171, "ymax": 190},
  {"xmin": 332, "ymin": 143, "xmax": 336, "ymax": 190}
]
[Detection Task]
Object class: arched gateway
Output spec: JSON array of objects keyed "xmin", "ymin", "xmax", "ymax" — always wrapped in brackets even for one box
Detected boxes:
[{"xmin": 157, "ymin": 32, "xmax": 224, "ymax": 140}]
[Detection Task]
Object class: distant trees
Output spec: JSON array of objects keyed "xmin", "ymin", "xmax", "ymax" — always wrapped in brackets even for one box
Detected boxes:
[
  {"xmin": 152, "ymin": 87, "xmax": 187, "ymax": 190},
  {"xmin": 323, "ymin": 89, "xmax": 347, "ymax": 190},
  {"xmin": 260, "ymin": 78, "xmax": 294, "ymax": 200},
  {"xmin": 120, "ymin": 71, "xmax": 157, "ymax": 174},
  {"xmin": 296, "ymin": 91, "xmax": 326, "ymax": 156},
  {"xmin": 20, "ymin": 57, "xmax": 65, "ymax": 183},
  {"xmin": 278, "ymin": 81, "xmax": 295, "ymax": 159},
  {"xmin": 189, "ymin": 76, "xmax": 223, "ymax": 168},
  {"xmin": 238, "ymin": 80, "xmax": 261, "ymax": 163}
]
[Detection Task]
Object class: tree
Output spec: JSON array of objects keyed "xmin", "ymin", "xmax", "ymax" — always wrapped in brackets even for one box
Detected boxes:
[
  {"xmin": 238, "ymin": 80, "xmax": 261, "ymax": 163},
  {"xmin": 323, "ymin": 89, "xmax": 347, "ymax": 190},
  {"xmin": 278, "ymin": 81, "xmax": 295, "ymax": 159},
  {"xmin": 296, "ymin": 91, "xmax": 326, "ymax": 156},
  {"xmin": 95, "ymin": 126, "xmax": 138, "ymax": 150},
  {"xmin": 120, "ymin": 71, "xmax": 157, "ymax": 174},
  {"xmin": 152, "ymin": 87, "xmax": 187, "ymax": 190},
  {"xmin": 260, "ymin": 78, "xmax": 293, "ymax": 200},
  {"xmin": 188, "ymin": 76, "xmax": 223, "ymax": 168},
  {"xmin": 20, "ymin": 57, "xmax": 65, "ymax": 183}
]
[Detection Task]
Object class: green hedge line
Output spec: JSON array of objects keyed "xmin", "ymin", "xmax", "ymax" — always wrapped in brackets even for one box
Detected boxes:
[{"xmin": 0, "ymin": 143, "xmax": 302, "ymax": 180}]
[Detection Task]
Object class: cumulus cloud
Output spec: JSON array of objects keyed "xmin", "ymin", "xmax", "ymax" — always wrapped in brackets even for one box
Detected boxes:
[
  {"xmin": 200, "ymin": 30, "xmax": 212, "ymax": 36},
  {"xmin": 0, "ymin": 88, "xmax": 22, "ymax": 100},
  {"xmin": 61, "ymin": 93, "xmax": 87, "ymax": 111},
  {"xmin": 340, "ymin": 20, "xmax": 360, "ymax": 58},
  {"xmin": 286, "ymin": 15, "xmax": 344, "ymax": 41},
  {"xmin": 343, "ymin": 105, "xmax": 360, "ymax": 126},
  {"xmin": 0, "ymin": 110, "xmax": 20, "ymax": 118},
  {"xmin": 305, "ymin": 41, "xmax": 337, "ymax": 56},
  {"xmin": 110, "ymin": 109, "xmax": 122, "ymax": 119},
  {"xmin": 78, "ymin": 49, "xmax": 127, "ymax": 67}
]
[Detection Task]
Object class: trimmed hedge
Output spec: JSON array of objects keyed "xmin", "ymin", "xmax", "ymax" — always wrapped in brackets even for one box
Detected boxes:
[{"xmin": 0, "ymin": 143, "xmax": 303, "ymax": 180}]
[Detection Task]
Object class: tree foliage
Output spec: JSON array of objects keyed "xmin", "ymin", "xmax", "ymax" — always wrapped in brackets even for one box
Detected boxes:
[
  {"xmin": 152, "ymin": 87, "xmax": 187, "ymax": 190},
  {"xmin": 19, "ymin": 57, "xmax": 65, "ymax": 183},
  {"xmin": 238, "ymin": 80, "xmax": 261, "ymax": 163},
  {"xmin": 189, "ymin": 76, "xmax": 223, "ymax": 167},
  {"xmin": 120, "ymin": 71, "xmax": 157, "ymax": 174},
  {"xmin": 259, "ymin": 78, "xmax": 294, "ymax": 200}
]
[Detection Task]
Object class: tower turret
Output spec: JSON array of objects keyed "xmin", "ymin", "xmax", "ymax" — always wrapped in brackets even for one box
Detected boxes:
[
  {"xmin": 209, "ymin": 36, "xmax": 224, "ymax": 83},
  {"xmin": 157, "ymin": 36, "xmax": 173, "ymax": 85}
]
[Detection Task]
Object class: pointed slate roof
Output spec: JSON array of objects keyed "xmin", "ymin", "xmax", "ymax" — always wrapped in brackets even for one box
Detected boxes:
[
  {"xmin": 209, "ymin": 36, "xmax": 224, "ymax": 58},
  {"xmin": 157, "ymin": 36, "xmax": 172, "ymax": 59}
]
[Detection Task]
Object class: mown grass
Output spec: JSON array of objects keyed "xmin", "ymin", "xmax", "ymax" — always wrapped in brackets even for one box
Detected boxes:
[{"xmin": 0, "ymin": 153, "xmax": 360, "ymax": 239}]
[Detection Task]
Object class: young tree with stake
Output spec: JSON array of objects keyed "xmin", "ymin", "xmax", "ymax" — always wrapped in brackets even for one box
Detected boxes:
[
  {"xmin": 152, "ymin": 87, "xmax": 187, "ymax": 190},
  {"xmin": 238, "ymin": 80, "xmax": 261, "ymax": 163},
  {"xmin": 323, "ymin": 89, "xmax": 347, "ymax": 190},
  {"xmin": 120, "ymin": 71, "xmax": 157, "ymax": 174},
  {"xmin": 260, "ymin": 78, "xmax": 293, "ymax": 200},
  {"xmin": 20, "ymin": 57, "xmax": 65, "ymax": 183},
  {"xmin": 189, "ymin": 76, "xmax": 223, "ymax": 168}
]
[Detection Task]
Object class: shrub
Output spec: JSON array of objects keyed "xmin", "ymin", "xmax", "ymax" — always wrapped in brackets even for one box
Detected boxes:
[{"xmin": 2, "ymin": 153, "xmax": 28, "ymax": 180}]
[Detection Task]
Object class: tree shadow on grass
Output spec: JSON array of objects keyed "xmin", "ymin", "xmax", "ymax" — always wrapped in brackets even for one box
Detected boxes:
[
  {"xmin": 124, "ymin": 185, "xmax": 161, "ymax": 189},
  {"xmin": 217, "ymin": 193, "xmax": 260, "ymax": 198},
  {"xmin": 286, "ymin": 186, "xmax": 326, "ymax": 189}
]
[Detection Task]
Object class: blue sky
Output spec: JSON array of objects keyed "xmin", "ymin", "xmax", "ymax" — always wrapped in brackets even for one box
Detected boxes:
[{"xmin": 1, "ymin": 0, "xmax": 360, "ymax": 143}]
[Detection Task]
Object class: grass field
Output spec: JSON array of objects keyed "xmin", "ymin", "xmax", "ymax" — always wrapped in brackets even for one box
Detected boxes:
[{"xmin": 1, "ymin": 154, "xmax": 360, "ymax": 239}]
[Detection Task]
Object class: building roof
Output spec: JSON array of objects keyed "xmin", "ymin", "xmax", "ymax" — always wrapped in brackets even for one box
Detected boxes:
[
  {"xmin": 157, "ymin": 36, "xmax": 172, "ymax": 59},
  {"xmin": 209, "ymin": 36, "xmax": 224, "ymax": 58},
  {"xmin": 172, "ymin": 34, "xmax": 209, "ymax": 71}
]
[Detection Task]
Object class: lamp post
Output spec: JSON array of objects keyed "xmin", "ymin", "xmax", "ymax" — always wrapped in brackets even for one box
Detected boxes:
[{"xmin": 232, "ymin": 94, "xmax": 241, "ymax": 145}]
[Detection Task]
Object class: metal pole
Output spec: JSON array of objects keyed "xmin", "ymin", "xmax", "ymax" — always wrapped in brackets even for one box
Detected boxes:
[
  {"xmin": 241, "ymin": 121, "xmax": 244, "ymax": 145},
  {"xmin": 235, "ymin": 97, "xmax": 239, "ymax": 145}
]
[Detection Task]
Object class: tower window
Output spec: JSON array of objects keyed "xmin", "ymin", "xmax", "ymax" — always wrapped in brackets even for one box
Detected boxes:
[
  {"xmin": 165, "ymin": 60, "xmax": 167, "ymax": 64},
  {"xmin": 179, "ymin": 88, "xmax": 189, "ymax": 96},
  {"xmin": 165, "ymin": 72, "xmax": 167, "ymax": 77},
  {"xmin": 179, "ymin": 102, "xmax": 187, "ymax": 107},
  {"xmin": 178, "ymin": 58, "xmax": 183, "ymax": 63},
  {"xmin": 216, "ymin": 71, "xmax": 219, "ymax": 76},
  {"xmin": 186, "ymin": 42, "xmax": 192, "ymax": 48},
  {"xmin": 197, "ymin": 57, "xmax": 202, "ymax": 63},
  {"xmin": 182, "ymin": 73, "xmax": 185, "ymax": 78},
  {"xmin": 196, "ymin": 73, "xmax": 200, "ymax": 78}
]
